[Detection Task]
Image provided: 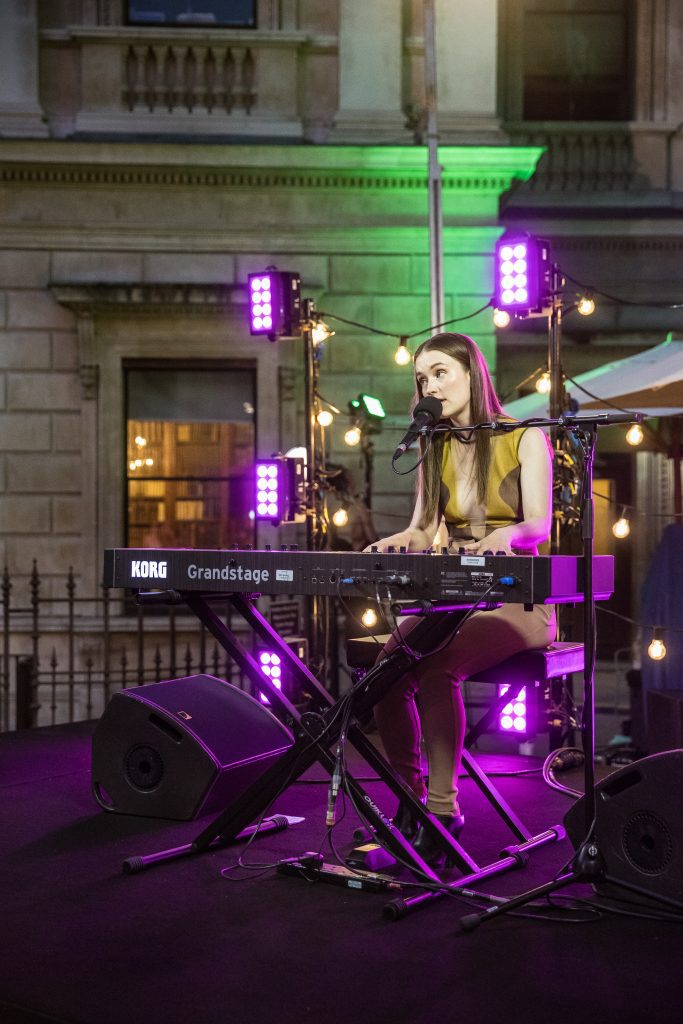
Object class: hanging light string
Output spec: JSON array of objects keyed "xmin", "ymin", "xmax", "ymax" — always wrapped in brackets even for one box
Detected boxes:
[
  {"xmin": 597, "ymin": 606, "xmax": 683, "ymax": 638},
  {"xmin": 317, "ymin": 299, "xmax": 493, "ymax": 343},
  {"xmin": 561, "ymin": 271, "xmax": 683, "ymax": 310},
  {"xmin": 591, "ymin": 490, "xmax": 683, "ymax": 519}
]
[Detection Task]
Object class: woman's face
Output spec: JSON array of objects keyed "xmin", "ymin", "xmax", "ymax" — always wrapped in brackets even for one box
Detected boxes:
[{"xmin": 414, "ymin": 349, "xmax": 471, "ymax": 424}]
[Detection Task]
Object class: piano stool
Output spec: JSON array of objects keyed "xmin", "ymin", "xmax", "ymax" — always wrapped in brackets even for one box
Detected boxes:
[{"xmin": 345, "ymin": 636, "xmax": 585, "ymax": 751}]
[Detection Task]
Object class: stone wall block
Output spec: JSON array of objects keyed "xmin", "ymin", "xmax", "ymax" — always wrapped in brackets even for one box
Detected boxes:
[
  {"xmin": 0, "ymin": 331, "xmax": 51, "ymax": 369},
  {"xmin": 0, "ymin": 495, "xmax": 50, "ymax": 533},
  {"xmin": 7, "ymin": 454, "xmax": 81, "ymax": 493},
  {"xmin": 0, "ymin": 412, "xmax": 50, "ymax": 450},
  {"xmin": 7, "ymin": 372, "xmax": 80, "ymax": 411},
  {"xmin": 7, "ymin": 537, "xmax": 83, "ymax": 574},
  {"xmin": 52, "ymin": 251, "xmax": 144, "ymax": 284},
  {"xmin": 330, "ymin": 255, "xmax": 412, "ymax": 294},
  {"xmin": 235, "ymin": 255, "xmax": 330, "ymax": 291},
  {"xmin": 0, "ymin": 252, "xmax": 50, "ymax": 288},
  {"xmin": 51, "ymin": 332, "xmax": 79, "ymax": 371},
  {"xmin": 7, "ymin": 290, "xmax": 75, "ymax": 330},
  {"xmin": 51, "ymin": 496, "xmax": 83, "ymax": 533},
  {"xmin": 371, "ymin": 294, "xmax": 435, "ymax": 339},
  {"xmin": 52, "ymin": 413, "xmax": 82, "ymax": 452},
  {"xmin": 143, "ymin": 253, "xmax": 237, "ymax": 285}
]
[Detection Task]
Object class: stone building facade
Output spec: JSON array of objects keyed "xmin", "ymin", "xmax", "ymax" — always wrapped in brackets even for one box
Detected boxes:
[{"xmin": 1, "ymin": 0, "xmax": 682, "ymax": 724}]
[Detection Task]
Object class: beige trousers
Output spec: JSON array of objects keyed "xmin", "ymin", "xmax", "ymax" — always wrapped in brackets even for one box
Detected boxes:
[{"xmin": 374, "ymin": 603, "xmax": 557, "ymax": 816}]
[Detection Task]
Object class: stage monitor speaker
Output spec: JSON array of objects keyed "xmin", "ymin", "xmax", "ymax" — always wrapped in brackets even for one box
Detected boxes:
[
  {"xmin": 92, "ymin": 674, "xmax": 293, "ymax": 820},
  {"xmin": 564, "ymin": 750, "xmax": 683, "ymax": 906}
]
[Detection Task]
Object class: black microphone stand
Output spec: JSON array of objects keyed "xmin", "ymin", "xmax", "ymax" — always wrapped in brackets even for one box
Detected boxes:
[{"xmin": 448, "ymin": 410, "xmax": 683, "ymax": 929}]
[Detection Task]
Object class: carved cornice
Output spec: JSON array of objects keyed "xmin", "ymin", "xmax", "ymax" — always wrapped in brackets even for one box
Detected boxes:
[
  {"xmin": 0, "ymin": 162, "xmax": 515, "ymax": 192},
  {"xmin": 553, "ymin": 238, "xmax": 683, "ymax": 252}
]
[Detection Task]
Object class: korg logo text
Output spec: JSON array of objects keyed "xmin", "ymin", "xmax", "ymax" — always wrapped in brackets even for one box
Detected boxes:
[{"xmin": 131, "ymin": 560, "xmax": 168, "ymax": 580}]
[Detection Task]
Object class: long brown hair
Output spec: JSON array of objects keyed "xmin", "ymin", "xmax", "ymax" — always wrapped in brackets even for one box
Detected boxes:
[{"xmin": 412, "ymin": 333, "xmax": 506, "ymax": 531}]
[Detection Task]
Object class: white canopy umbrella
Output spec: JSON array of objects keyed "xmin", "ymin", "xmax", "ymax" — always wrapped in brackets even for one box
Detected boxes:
[{"xmin": 504, "ymin": 338, "xmax": 683, "ymax": 420}]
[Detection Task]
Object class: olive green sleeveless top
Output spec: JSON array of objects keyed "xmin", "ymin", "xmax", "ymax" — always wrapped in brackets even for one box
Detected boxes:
[{"xmin": 439, "ymin": 427, "xmax": 528, "ymax": 546}]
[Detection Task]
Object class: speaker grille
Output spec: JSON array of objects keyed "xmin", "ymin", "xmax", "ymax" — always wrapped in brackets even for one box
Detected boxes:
[
  {"xmin": 125, "ymin": 745, "xmax": 165, "ymax": 791},
  {"xmin": 622, "ymin": 811, "xmax": 673, "ymax": 874}
]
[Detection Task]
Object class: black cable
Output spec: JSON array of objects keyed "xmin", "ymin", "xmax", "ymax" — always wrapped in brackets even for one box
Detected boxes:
[
  {"xmin": 563, "ymin": 372, "xmax": 636, "ymax": 414},
  {"xmin": 317, "ymin": 299, "xmax": 493, "ymax": 344},
  {"xmin": 562, "ymin": 270, "xmax": 683, "ymax": 310}
]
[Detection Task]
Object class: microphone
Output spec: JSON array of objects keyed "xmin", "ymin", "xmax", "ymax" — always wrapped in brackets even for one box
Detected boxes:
[{"xmin": 393, "ymin": 397, "xmax": 443, "ymax": 459}]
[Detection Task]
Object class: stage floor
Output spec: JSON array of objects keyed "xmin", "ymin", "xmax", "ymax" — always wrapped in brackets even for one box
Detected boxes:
[{"xmin": 0, "ymin": 721, "xmax": 679, "ymax": 1024}]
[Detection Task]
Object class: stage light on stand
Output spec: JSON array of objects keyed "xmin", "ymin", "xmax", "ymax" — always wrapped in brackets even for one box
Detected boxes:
[
  {"xmin": 497, "ymin": 684, "xmax": 534, "ymax": 736},
  {"xmin": 248, "ymin": 269, "xmax": 302, "ymax": 341},
  {"xmin": 493, "ymin": 308, "xmax": 511, "ymax": 328},
  {"xmin": 494, "ymin": 234, "xmax": 552, "ymax": 318},
  {"xmin": 647, "ymin": 628, "xmax": 667, "ymax": 661},
  {"xmin": 394, "ymin": 337, "xmax": 412, "ymax": 366},
  {"xmin": 257, "ymin": 638, "xmax": 308, "ymax": 705},
  {"xmin": 626, "ymin": 423, "xmax": 644, "ymax": 446},
  {"xmin": 577, "ymin": 294, "xmax": 596, "ymax": 317},
  {"xmin": 612, "ymin": 508, "xmax": 631, "ymax": 539},
  {"xmin": 349, "ymin": 394, "xmax": 386, "ymax": 425},
  {"xmin": 254, "ymin": 456, "xmax": 306, "ymax": 524},
  {"xmin": 535, "ymin": 371, "xmax": 551, "ymax": 395},
  {"xmin": 258, "ymin": 651, "xmax": 282, "ymax": 704}
]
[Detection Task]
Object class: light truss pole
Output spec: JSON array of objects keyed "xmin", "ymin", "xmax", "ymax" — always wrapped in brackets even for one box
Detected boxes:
[{"xmin": 423, "ymin": 0, "xmax": 445, "ymax": 331}]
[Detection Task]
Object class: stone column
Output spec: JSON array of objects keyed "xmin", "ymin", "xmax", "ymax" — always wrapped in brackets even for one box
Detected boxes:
[
  {"xmin": 0, "ymin": 0, "xmax": 48, "ymax": 137},
  {"xmin": 632, "ymin": 0, "xmax": 683, "ymax": 191},
  {"xmin": 435, "ymin": 0, "xmax": 504, "ymax": 142},
  {"xmin": 331, "ymin": 0, "xmax": 409, "ymax": 143}
]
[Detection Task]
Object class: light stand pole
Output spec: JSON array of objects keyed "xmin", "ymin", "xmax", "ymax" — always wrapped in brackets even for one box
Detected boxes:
[
  {"xmin": 457, "ymin": 410, "xmax": 683, "ymax": 929},
  {"xmin": 548, "ymin": 263, "xmax": 567, "ymax": 554},
  {"xmin": 301, "ymin": 299, "xmax": 332, "ymax": 686},
  {"xmin": 423, "ymin": 0, "xmax": 445, "ymax": 329}
]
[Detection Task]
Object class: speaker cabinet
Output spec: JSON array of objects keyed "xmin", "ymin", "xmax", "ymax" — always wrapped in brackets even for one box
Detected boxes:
[
  {"xmin": 647, "ymin": 689, "xmax": 683, "ymax": 753},
  {"xmin": 564, "ymin": 751, "xmax": 683, "ymax": 905},
  {"xmin": 92, "ymin": 674, "xmax": 293, "ymax": 820}
]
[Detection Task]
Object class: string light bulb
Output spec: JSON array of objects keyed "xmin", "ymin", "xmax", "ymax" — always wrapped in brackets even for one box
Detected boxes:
[
  {"xmin": 344, "ymin": 426, "xmax": 361, "ymax": 447},
  {"xmin": 493, "ymin": 308, "xmax": 511, "ymax": 328},
  {"xmin": 332, "ymin": 507, "xmax": 349, "ymax": 527},
  {"xmin": 577, "ymin": 294, "xmax": 596, "ymax": 316},
  {"xmin": 535, "ymin": 371, "xmax": 551, "ymax": 395},
  {"xmin": 361, "ymin": 607, "xmax": 378, "ymax": 629},
  {"xmin": 626, "ymin": 423, "xmax": 644, "ymax": 446},
  {"xmin": 317, "ymin": 409, "xmax": 334, "ymax": 427},
  {"xmin": 612, "ymin": 508, "xmax": 631, "ymax": 539},
  {"xmin": 647, "ymin": 628, "xmax": 666, "ymax": 661},
  {"xmin": 311, "ymin": 320, "xmax": 334, "ymax": 345},
  {"xmin": 394, "ymin": 336, "xmax": 411, "ymax": 366}
]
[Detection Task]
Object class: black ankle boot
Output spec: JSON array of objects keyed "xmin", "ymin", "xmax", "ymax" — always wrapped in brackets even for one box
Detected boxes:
[
  {"xmin": 393, "ymin": 795, "xmax": 426, "ymax": 843},
  {"xmin": 412, "ymin": 812, "xmax": 465, "ymax": 868}
]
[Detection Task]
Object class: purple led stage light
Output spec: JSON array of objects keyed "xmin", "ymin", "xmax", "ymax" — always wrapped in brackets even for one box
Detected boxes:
[
  {"xmin": 258, "ymin": 651, "xmax": 283, "ymax": 704},
  {"xmin": 494, "ymin": 235, "xmax": 551, "ymax": 317},
  {"xmin": 254, "ymin": 457, "xmax": 305, "ymax": 525},
  {"xmin": 498, "ymin": 684, "xmax": 528, "ymax": 734},
  {"xmin": 249, "ymin": 274, "xmax": 274, "ymax": 334},
  {"xmin": 255, "ymin": 460, "xmax": 283, "ymax": 522},
  {"xmin": 247, "ymin": 270, "xmax": 302, "ymax": 340}
]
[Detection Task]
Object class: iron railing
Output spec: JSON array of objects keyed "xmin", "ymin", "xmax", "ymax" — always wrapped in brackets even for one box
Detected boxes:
[{"xmin": 1, "ymin": 562, "xmax": 251, "ymax": 733}]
